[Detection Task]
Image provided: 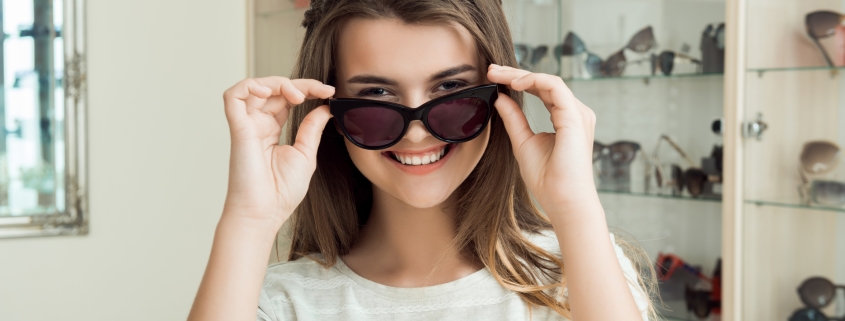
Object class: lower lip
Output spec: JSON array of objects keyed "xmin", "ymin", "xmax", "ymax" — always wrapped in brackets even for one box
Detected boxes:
[{"xmin": 382, "ymin": 143, "xmax": 457, "ymax": 176}]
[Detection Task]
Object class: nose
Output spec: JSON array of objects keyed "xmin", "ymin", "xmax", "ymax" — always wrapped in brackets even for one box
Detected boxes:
[
  {"xmin": 403, "ymin": 120, "xmax": 429, "ymax": 143},
  {"xmin": 401, "ymin": 95, "xmax": 433, "ymax": 143}
]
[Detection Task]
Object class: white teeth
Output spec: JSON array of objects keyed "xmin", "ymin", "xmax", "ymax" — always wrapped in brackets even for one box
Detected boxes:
[{"xmin": 391, "ymin": 145, "xmax": 449, "ymax": 166}]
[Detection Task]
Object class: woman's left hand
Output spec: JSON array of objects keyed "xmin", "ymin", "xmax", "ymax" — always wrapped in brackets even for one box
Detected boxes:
[{"xmin": 486, "ymin": 64, "xmax": 598, "ymax": 215}]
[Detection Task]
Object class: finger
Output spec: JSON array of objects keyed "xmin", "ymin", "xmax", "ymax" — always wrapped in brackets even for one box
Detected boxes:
[
  {"xmin": 292, "ymin": 105, "xmax": 333, "ymax": 162},
  {"xmin": 263, "ymin": 79, "xmax": 335, "ymax": 115},
  {"xmin": 291, "ymin": 79, "xmax": 335, "ymax": 100},
  {"xmin": 510, "ymin": 73, "xmax": 580, "ymax": 125},
  {"xmin": 223, "ymin": 78, "xmax": 273, "ymax": 122},
  {"xmin": 486, "ymin": 65, "xmax": 532, "ymax": 88},
  {"xmin": 493, "ymin": 92, "xmax": 534, "ymax": 152}
]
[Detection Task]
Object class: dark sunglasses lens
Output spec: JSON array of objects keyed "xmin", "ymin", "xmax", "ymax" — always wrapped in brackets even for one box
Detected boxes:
[
  {"xmin": 585, "ymin": 53, "xmax": 603, "ymax": 76},
  {"xmin": 609, "ymin": 143, "xmax": 639, "ymax": 163},
  {"xmin": 685, "ymin": 169, "xmax": 707, "ymax": 196},
  {"xmin": 660, "ymin": 51, "xmax": 675, "ymax": 75},
  {"xmin": 603, "ymin": 51, "xmax": 626, "ymax": 76},
  {"xmin": 515, "ymin": 44, "xmax": 530, "ymax": 65},
  {"xmin": 807, "ymin": 11, "xmax": 841, "ymax": 39},
  {"xmin": 789, "ymin": 308, "xmax": 829, "ymax": 321},
  {"xmin": 562, "ymin": 32, "xmax": 586, "ymax": 56},
  {"xmin": 427, "ymin": 97, "xmax": 488, "ymax": 141},
  {"xmin": 800, "ymin": 277, "xmax": 837, "ymax": 308},
  {"xmin": 342, "ymin": 107, "xmax": 405, "ymax": 147},
  {"xmin": 628, "ymin": 26, "xmax": 656, "ymax": 53},
  {"xmin": 812, "ymin": 181, "xmax": 845, "ymax": 205},
  {"xmin": 672, "ymin": 165, "xmax": 684, "ymax": 194},
  {"xmin": 801, "ymin": 141, "xmax": 840, "ymax": 174}
]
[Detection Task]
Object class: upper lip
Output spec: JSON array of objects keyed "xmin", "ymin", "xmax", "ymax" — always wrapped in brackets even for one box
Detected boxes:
[{"xmin": 382, "ymin": 143, "xmax": 450, "ymax": 154}]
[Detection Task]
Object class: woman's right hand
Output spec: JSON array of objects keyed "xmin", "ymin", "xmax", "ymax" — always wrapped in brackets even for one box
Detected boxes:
[{"xmin": 221, "ymin": 76, "xmax": 335, "ymax": 231}]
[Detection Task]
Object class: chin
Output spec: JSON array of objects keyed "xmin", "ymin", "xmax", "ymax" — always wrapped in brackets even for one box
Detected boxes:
[{"xmin": 390, "ymin": 181, "xmax": 457, "ymax": 209}]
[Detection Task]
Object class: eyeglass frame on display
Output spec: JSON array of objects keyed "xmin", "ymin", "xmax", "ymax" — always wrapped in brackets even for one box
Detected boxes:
[
  {"xmin": 789, "ymin": 276, "xmax": 845, "ymax": 321},
  {"xmin": 797, "ymin": 140, "xmax": 845, "ymax": 207},
  {"xmin": 649, "ymin": 134, "xmax": 719, "ymax": 198},
  {"xmin": 805, "ymin": 10, "xmax": 845, "ymax": 67}
]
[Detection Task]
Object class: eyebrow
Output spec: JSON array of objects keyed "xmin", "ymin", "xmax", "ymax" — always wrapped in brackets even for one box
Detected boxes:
[
  {"xmin": 430, "ymin": 64, "xmax": 476, "ymax": 81},
  {"xmin": 345, "ymin": 64, "xmax": 477, "ymax": 86}
]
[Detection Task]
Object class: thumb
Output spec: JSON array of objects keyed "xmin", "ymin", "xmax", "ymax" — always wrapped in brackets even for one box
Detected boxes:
[
  {"xmin": 292, "ymin": 105, "xmax": 333, "ymax": 163},
  {"xmin": 493, "ymin": 92, "xmax": 534, "ymax": 152}
]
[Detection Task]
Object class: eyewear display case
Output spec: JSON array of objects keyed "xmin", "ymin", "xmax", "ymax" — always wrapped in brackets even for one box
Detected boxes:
[{"xmin": 249, "ymin": 0, "xmax": 845, "ymax": 320}]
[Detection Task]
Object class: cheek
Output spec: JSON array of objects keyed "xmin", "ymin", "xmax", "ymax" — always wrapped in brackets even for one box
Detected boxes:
[{"xmin": 345, "ymin": 140, "xmax": 384, "ymax": 176}]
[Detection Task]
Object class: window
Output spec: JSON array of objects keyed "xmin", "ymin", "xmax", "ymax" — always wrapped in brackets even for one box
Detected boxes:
[{"xmin": 0, "ymin": 0, "xmax": 87, "ymax": 238}]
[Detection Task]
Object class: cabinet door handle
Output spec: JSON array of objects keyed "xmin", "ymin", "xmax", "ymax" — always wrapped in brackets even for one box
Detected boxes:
[{"xmin": 743, "ymin": 113, "xmax": 768, "ymax": 141}]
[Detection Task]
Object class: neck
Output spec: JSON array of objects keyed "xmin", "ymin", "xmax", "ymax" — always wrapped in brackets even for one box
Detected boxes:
[{"xmin": 342, "ymin": 185, "xmax": 482, "ymax": 287}]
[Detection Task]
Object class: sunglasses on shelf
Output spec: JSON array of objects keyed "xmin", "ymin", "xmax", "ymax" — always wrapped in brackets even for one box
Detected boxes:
[
  {"xmin": 592, "ymin": 141, "xmax": 641, "ymax": 164},
  {"xmin": 651, "ymin": 50, "xmax": 703, "ymax": 76},
  {"xmin": 601, "ymin": 26, "xmax": 658, "ymax": 77},
  {"xmin": 327, "ymin": 83, "xmax": 502, "ymax": 150},
  {"xmin": 651, "ymin": 134, "xmax": 715, "ymax": 197},
  {"xmin": 797, "ymin": 140, "xmax": 845, "ymax": 206},
  {"xmin": 805, "ymin": 10, "xmax": 845, "ymax": 67},
  {"xmin": 555, "ymin": 32, "xmax": 604, "ymax": 77},
  {"xmin": 789, "ymin": 277, "xmax": 845, "ymax": 321}
]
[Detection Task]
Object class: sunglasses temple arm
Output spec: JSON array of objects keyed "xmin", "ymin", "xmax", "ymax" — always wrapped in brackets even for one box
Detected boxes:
[
  {"xmin": 660, "ymin": 134, "xmax": 697, "ymax": 167},
  {"xmin": 811, "ymin": 36, "xmax": 835, "ymax": 67}
]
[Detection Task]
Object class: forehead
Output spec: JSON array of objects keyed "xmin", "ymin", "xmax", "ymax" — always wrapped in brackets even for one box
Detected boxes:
[{"xmin": 335, "ymin": 18, "xmax": 480, "ymax": 82}]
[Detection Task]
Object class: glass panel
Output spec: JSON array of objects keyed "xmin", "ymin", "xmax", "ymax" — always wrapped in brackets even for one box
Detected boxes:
[
  {"xmin": 504, "ymin": 0, "xmax": 725, "ymax": 319},
  {"xmin": 742, "ymin": 0, "xmax": 845, "ymax": 320},
  {"xmin": 1, "ymin": 0, "xmax": 65, "ymax": 217}
]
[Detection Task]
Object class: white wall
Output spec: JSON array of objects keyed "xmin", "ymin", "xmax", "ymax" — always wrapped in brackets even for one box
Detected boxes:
[{"xmin": 0, "ymin": 0, "xmax": 247, "ymax": 320}]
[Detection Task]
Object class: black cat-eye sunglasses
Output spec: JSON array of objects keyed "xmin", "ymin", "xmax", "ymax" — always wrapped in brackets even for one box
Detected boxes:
[{"xmin": 326, "ymin": 83, "xmax": 503, "ymax": 150}]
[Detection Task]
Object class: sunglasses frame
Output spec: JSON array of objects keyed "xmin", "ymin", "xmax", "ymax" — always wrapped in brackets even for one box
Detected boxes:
[
  {"xmin": 327, "ymin": 83, "xmax": 502, "ymax": 150},
  {"xmin": 805, "ymin": 10, "xmax": 845, "ymax": 67},
  {"xmin": 797, "ymin": 140, "xmax": 844, "ymax": 206},
  {"xmin": 592, "ymin": 140, "xmax": 641, "ymax": 164},
  {"xmin": 650, "ymin": 134, "xmax": 717, "ymax": 197}
]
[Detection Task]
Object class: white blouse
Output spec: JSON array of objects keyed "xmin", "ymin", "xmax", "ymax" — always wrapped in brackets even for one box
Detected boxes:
[{"xmin": 257, "ymin": 230, "xmax": 650, "ymax": 321}]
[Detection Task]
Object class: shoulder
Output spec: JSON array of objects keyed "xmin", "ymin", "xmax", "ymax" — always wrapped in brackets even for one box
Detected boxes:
[
  {"xmin": 262, "ymin": 254, "xmax": 349, "ymax": 293},
  {"xmin": 258, "ymin": 254, "xmax": 354, "ymax": 320}
]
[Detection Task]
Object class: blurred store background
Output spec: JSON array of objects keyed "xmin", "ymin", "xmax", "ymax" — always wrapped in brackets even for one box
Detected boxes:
[{"xmin": 1, "ymin": 0, "xmax": 844, "ymax": 320}]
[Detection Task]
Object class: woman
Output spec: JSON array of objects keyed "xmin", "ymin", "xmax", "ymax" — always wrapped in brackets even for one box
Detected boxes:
[{"xmin": 189, "ymin": 0, "xmax": 656, "ymax": 320}]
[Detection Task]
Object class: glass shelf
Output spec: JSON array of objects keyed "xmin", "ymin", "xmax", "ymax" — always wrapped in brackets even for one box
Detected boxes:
[
  {"xmin": 744, "ymin": 199, "xmax": 845, "ymax": 213},
  {"xmin": 565, "ymin": 72, "xmax": 723, "ymax": 83},
  {"xmin": 746, "ymin": 65, "xmax": 845, "ymax": 77},
  {"xmin": 597, "ymin": 189, "xmax": 722, "ymax": 204}
]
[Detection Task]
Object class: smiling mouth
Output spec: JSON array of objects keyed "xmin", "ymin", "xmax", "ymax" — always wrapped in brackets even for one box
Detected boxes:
[{"xmin": 383, "ymin": 143, "xmax": 455, "ymax": 166}]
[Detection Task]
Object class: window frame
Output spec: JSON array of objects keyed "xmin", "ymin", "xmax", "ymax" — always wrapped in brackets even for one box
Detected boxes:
[{"xmin": 0, "ymin": 0, "xmax": 88, "ymax": 238}]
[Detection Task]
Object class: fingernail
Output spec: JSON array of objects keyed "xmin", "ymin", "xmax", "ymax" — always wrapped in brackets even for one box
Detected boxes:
[
  {"xmin": 324, "ymin": 84, "xmax": 335, "ymax": 89},
  {"xmin": 490, "ymin": 63, "xmax": 501, "ymax": 68}
]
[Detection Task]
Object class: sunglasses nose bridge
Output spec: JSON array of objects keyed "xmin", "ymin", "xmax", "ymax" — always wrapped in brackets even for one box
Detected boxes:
[{"xmin": 402, "ymin": 119, "xmax": 433, "ymax": 143}]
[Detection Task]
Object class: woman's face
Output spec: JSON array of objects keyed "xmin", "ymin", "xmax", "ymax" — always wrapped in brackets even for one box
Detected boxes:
[{"xmin": 334, "ymin": 18, "xmax": 491, "ymax": 209}]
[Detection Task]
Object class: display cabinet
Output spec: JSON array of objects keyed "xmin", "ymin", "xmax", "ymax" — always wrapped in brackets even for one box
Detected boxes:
[
  {"xmin": 507, "ymin": 1, "xmax": 726, "ymax": 320},
  {"xmin": 731, "ymin": 0, "xmax": 845, "ymax": 320},
  {"xmin": 249, "ymin": 0, "xmax": 845, "ymax": 320}
]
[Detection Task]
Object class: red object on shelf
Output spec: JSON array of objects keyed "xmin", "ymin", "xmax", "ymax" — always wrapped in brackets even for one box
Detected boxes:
[{"xmin": 294, "ymin": 0, "xmax": 310, "ymax": 9}]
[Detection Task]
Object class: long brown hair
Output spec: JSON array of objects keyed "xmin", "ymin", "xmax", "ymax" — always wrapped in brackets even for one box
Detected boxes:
[{"xmin": 282, "ymin": 0, "xmax": 657, "ymax": 318}]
